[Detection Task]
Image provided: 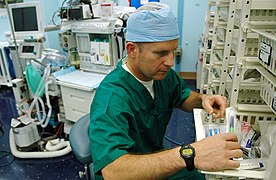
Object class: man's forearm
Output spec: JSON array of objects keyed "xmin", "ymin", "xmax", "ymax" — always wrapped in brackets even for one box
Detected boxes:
[
  {"xmin": 180, "ymin": 91, "xmax": 205, "ymax": 112},
  {"xmin": 102, "ymin": 133, "xmax": 243, "ymax": 179},
  {"xmin": 102, "ymin": 147, "xmax": 185, "ymax": 179}
]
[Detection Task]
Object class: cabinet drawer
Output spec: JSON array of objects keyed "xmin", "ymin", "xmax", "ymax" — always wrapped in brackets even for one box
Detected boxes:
[
  {"xmin": 62, "ymin": 93, "xmax": 93, "ymax": 112},
  {"xmin": 61, "ymin": 85, "xmax": 94, "ymax": 99},
  {"xmin": 64, "ymin": 106, "xmax": 89, "ymax": 122},
  {"xmin": 60, "ymin": 85, "xmax": 96, "ymax": 122},
  {"xmin": 60, "ymin": 85, "xmax": 95, "ymax": 110}
]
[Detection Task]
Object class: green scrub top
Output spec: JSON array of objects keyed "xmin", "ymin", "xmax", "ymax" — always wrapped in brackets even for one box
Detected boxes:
[{"xmin": 89, "ymin": 60, "xmax": 191, "ymax": 178}]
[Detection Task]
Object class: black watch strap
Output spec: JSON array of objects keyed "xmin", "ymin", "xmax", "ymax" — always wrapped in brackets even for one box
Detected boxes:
[
  {"xmin": 179, "ymin": 144, "xmax": 195, "ymax": 171},
  {"xmin": 184, "ymin": 155, "xmax": 194, "ymax": 171}
]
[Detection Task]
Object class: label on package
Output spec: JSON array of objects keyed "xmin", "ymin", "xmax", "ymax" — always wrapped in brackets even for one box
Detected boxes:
[{"xmin": 259, "ymin": 41, "xmax": 272, "ymax": 66}]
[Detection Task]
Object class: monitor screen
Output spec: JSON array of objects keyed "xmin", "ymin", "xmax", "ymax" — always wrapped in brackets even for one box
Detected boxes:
[
  {"xmin": 8, "ymin": 2, "xmax": 44, "ymax": 39},
  {"xmin": 12, "ymin": 7, "xmax": 38, "ymax": 32},
  {"xmin": 22, "ymin": 45, "xmax": 34, "ymax": 53}
]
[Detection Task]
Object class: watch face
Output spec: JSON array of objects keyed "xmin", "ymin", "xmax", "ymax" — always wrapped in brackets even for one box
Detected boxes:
[
  {"xmin": 183, "ymin": 148, "xmax": 193, "ymax": 155},
  {"xmin": 182, "ymin": 148, "xmax": 193, "ymax": 156}
]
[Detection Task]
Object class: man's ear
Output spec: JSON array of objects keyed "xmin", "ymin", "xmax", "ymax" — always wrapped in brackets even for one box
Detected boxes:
[{"xmin": 126, "ymin": 42, "xmax": 137, "ymax": 57}]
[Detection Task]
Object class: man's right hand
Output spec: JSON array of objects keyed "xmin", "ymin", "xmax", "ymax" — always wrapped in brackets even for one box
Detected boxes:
[{"xmin": 192, "ymin": 132, "xmax": 243, "ymax": 171}]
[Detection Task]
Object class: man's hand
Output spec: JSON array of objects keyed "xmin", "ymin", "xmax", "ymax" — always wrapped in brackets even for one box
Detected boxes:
[
  {"xmin": 192, "ymin": 133, "xmax": 243, "ymax": 171},
  {"xmin": 202, "ymin": 94, "xmax": 228, "ymax": 119}
]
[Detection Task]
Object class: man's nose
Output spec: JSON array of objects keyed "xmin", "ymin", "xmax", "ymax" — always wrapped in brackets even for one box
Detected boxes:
[{"xmin": 164, "ymin": 52, "xmax": 175, "ymax": 67}]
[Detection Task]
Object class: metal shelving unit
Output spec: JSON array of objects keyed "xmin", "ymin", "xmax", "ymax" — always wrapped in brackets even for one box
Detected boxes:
[
  {"xmin": 199, "ymin": 0, "xmax": 217, "ymax": 93},
  {"xmin": 205, "ymin": 0, "xmax": 234, "ymax": 95},
  {"xmin": 229, "ymin": 0, "xmax": 276, "ymax": 108},
  {"xmin": 199, "ymin": 0, "xmax": 276, "ymax": 110},
  {"xmin": 198, "ymin": 1, "xmax": 276, "ymax": 179}
]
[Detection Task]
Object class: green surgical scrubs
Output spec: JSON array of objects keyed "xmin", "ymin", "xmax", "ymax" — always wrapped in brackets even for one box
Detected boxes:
[{"xmin": 89, "ymin": 60, "xmax": 204, "ymax": 179}]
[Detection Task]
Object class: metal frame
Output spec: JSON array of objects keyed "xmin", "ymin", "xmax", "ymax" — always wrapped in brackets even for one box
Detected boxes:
[
  {"xmin": 218, "ymin": 0, "xmax": 238, "ymax": 95},
  {"xmin": 0, "ymin": 42, "xmax": 12, "ymax": 87},
  {"xmin": 205, "ymin": 0, "xmax": 223, "ymax": 94},
  {"xmin": 200, "ymin": 0, "xmax": 217, "ymax": 93}
]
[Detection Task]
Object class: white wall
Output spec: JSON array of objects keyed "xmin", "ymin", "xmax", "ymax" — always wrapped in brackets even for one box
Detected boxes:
[
  {"xmin": 0, "ymin": 9, "xmax": 10, "ymax": 41},
  {"xmin": 38, "ymin": 0, "xmax": 63, "ymax": 51},
  {"xmin": 180, "ymin": 0, "xmax": 208, "ymax": 72}
]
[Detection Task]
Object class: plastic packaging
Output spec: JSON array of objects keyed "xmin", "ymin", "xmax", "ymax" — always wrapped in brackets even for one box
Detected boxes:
[
  {"xmin": 226, "ymin": 106, "xmax": 237, "ymax": 133},
  {"xmin": 204, "ymin": 124, "xmax": 226, "ymax": 137}
]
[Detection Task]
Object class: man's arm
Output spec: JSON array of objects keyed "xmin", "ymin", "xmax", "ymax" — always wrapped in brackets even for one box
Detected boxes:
[
  {"xmin": 102, "ymin": 147, "xmax": 183, "ymax": 179},
  {"xmin": 101, "ymin": 133, "xmax": 242, "ymax": 179},
  {"xmin": 180, "ymin": 91, "xmax": 227, "ymax": 119}
]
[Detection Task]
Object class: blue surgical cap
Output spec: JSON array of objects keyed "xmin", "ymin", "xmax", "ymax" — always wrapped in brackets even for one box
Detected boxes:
[{"xmin": 125, "ymin": 3, "xmax": 180, "ymax": 42}]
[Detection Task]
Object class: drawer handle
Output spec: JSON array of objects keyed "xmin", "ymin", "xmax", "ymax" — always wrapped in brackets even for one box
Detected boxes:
[
  {"xmin": 70, "ymin": 95, "xmax": 86, "ymax": 101},
  {"xmin": 72, "ymin": 108, "xmax": 86, "ymax": 115}
]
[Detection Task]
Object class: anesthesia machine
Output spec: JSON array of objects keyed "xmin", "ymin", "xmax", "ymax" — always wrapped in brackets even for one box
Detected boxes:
[{"xmin": 5, "ymin": 0, "xmax": 132, "ymax": 159}]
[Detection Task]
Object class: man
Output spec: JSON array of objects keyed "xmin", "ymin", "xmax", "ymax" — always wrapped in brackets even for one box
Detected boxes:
[{"xmin": 89, "ymin": 2, "xmax": 242, "ymax": 179}]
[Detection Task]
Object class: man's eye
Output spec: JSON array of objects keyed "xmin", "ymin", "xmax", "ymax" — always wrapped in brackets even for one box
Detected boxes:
[{"xmin": 158, "ymin": 51, "xmax": 169, "ymax": 56}]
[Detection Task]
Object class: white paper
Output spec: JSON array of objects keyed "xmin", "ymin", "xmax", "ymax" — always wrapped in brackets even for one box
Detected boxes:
[{"xmin": 56, "ymin": 70, "xmax": 106, "ymax": 89}]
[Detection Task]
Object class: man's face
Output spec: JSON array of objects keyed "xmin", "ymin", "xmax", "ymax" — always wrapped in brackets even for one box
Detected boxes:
[{"xmin": 131, "ymin": 39, "xmax": 179, "ymax": 81}]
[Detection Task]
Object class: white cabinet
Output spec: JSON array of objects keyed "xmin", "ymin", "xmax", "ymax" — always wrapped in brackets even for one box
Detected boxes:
[
  {"xmin": 56, "ymin": 70, "xmax": 106, "ymax": 122},
  {"xmin": 60, "ymin": 84, "xmax": 95, "ymax": 122}
]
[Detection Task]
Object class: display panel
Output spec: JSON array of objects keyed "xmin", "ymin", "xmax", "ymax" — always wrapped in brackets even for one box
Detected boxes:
[
  {"xmin": 8, "ymin": 2, "xmax": 44, "ymax": 39},
  {"xmin": 22, "ymin": 45, "xmax": 34, "ymax": 53}
]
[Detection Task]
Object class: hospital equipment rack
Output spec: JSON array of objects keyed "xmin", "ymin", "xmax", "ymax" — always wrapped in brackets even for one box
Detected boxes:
[
  {"xmin": 197, "ymin": 2, "xmax": 276, "ymax": 178},
  {"xmin": 199, "ymin": 0, "xmax": 276, "ymax": 112},
  {"xmin": 194, "ymin": 108, "xmax": 276, "ymax": 180},
  {"xmin": 201, "ymin": 0, "xmax": 237, "ymax": 95},
  {"xmin": 228, "ymin": 0, "xmax": 276, "ymax": 107},
  {"xmin": 199, "ymin": 0, "xmax": 216, "ymax": 92}
]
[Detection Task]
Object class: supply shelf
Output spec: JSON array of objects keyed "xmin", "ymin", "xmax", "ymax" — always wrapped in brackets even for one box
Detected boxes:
[
  {"xmin": 199, "ymin": 0, "xmax": 218, "ymax": 93},
  {"xmin": 255, "ymin": 65, "xmax": 276, "ymax": 114},
  {"xmin": 199, "ymin": 0, "xmax": 276, "ymax": 101},
  {"xmin": 197, "ymin": 2, "xmax": 276, "ymax": 177},
  {"xmin": 204, "ymin": 0, "xmax": 236, "ymax": 94},
  {"xmin": 252, "ymin": 29, "xmax": 276, "ymax": 76},
  {"xmin": 249, "ymin": 29, "xmax": 276, "ymax": 115},
  {"xmin": 228, "ymin": 0, "xmax": 276, "ymax": 106}
]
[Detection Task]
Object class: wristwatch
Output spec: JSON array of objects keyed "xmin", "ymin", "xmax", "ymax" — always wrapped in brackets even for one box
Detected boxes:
[{"xmin": 179, "ymin": 144, "xmax": 195, "ymax": 171}]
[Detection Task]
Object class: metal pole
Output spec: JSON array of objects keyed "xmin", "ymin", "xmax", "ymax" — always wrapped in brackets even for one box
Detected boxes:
[{"xmin": 4, "ymin": 0, "xmax": 24, "ymax": 78}]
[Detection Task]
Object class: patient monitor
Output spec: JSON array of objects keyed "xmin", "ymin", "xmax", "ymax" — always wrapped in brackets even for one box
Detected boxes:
[
  {"xmin": 8, "ymin": 1, "xmax": 45, "ymax": 40},
  {"xmin": 19, "ymin": 41, "xmax": 43, "ymax": 59}
]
